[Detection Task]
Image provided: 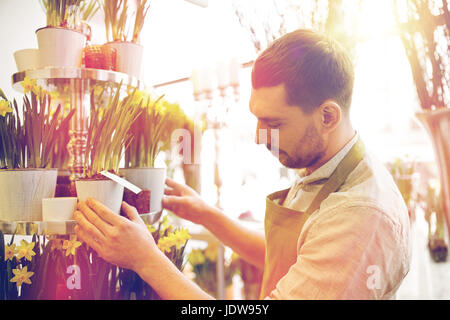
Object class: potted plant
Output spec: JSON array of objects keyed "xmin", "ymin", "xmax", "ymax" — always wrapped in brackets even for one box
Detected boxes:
[
  {"xmin": 387, "ymin": 156, "xmax": 417, "ymax": 222},
  {"xmin": 75, "ymin": 83, "xmax": 143, "ymax": 214},
  {"xmin": 423, "ymin": 181, "xmax": 448, "ymax": 263},
  {"xmin": 394, "ymin": 0, "xmax": 450, "ymax": 235},
  {"xmin": 0, "ymin": 81, "xmax": 75, "ymax": 222},
  {"xmin": 187, "ymin": 243, "xmax": 239, "ymax": 299},
  {"xmin": 0, "ymin": 213, "xmax": 190, "ymax": 300},
  {"xmin": 103, "ymin": 0, "xmax": 151, "ymax": 78},
  {"xmin": 37, "ymin": 0, "xmax": 100, "ymax": 68},
  {"xmin": 121, "ymin": 92, "xmax": 188, "ymax": 214}
]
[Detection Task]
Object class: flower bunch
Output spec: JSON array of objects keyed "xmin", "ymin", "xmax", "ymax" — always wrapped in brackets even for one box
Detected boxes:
[
  {"xmin": 40, "ymin": 0, "xmax": 99, "ymax": 28},
  {"xmin": 157, "ymin": 228, "xmax": 191, "ymax": 253},
  {"xmin": 423, "ymin": 180, "xmax": 447, "ymax": 262},
  {"xmin": 103, "ymin": 0, "xmax": 151, "ymax": 43},
  {"xmin": 0, "ymin": 237, "xmax": 37, "ymax": 294},
  {"xmin": 124, "ymin": 91, "xmax": 191, "ymax": 168},
  {"xmin": 187, "ymin": 243, "xmax": 239, "ymax": 297},
  {"xmin": 388, "ymin": 156, "xmax": 416, "ymax": 207},
  {"xmin": 0, "ymin": 78, "xmax": 75, "ymax": 169},
  {"xmin": 84, "ymin": 83, "xmax": 144, "ymax": 177},
  {"xmin": 147, "ymin": 214, "xmax": 191, "ymax": 271},
  {"xmin": 0, "ymin": 89, "xmax": 22, "ymax": 169},
  {"xmin": 4, "ymin": 240, "xmax": 36, "ymax": 263}
]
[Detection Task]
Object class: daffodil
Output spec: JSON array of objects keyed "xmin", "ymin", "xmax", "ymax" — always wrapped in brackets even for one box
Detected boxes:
[
  {"xmin": 147, "ymin": 224, "xmax": 156, "ymax": 234},
  {"xmin": 204, "ymin": 244, "xmax": 218, "ymax": 262},
  {"xmin": 48, "ymin": 90, "xmax": 59, "ymax": 100},
  {"xmin": 172, "ymin": 228, "xmax": 191, "ymax": 249},
  {"xmin": 62, "ymin": 235, "xmax": 82, "ymax": 257},
  {"xmin": 157, "ymin": 236, "xmax": 173, "ymax": 253},
  {"xmin": 16, "ymin": 240, "xmax": 36, "ymax": 262},
  {"xmin": 0, "ymin": 100, "xmax": 13, "ymax": 117},
  {"xmin": 160, "ymin": 215, "xmax": 170, "ymax": 233},
  {"xmin": 10, "ymin": 266, "xmax": 34, "ymax": 287},
  {"xmin": 21, "ymin": 77, "xmax": 38, "ymax": 94},
  {"xmin": 130, "ymin": 89, "xmax": 150, "ymax": 107},
  {"xmin": 4, "ymin": 244, "xmax": 16, "ymax": 261},
  {"xmin": 188, "ymin": 249, "xmax": 206, "ymax": 266}
]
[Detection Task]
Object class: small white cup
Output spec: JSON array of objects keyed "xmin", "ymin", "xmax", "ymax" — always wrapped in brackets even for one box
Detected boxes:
[
  {"xmin": 14, "ymin": 49, "xmax": 40, "ymax": 72},
  {"xmin": 42, "ymin": 197, "xmax": 78, "ymax": 221}
]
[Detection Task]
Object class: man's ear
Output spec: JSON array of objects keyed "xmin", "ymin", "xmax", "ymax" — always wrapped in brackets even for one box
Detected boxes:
[{"xmin": 318, "ymin": 100, "xmax": 342, "ymax": 131}]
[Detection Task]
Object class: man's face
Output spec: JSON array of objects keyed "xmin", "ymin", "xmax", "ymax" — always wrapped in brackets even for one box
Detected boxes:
[{"xmin": 249, "ymin": 84, "xmax": 326, "ymax": 169}]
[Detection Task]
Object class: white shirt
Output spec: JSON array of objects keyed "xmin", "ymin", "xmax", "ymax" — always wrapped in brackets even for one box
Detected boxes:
[{"xmin": 268, "ymin": 135, "xmax": 412, "ymax": 300}]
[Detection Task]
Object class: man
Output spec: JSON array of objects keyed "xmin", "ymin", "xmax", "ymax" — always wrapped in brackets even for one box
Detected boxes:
[{"xmin": 74, "ymin": 29, "xmax": 411, "ymax": 299}]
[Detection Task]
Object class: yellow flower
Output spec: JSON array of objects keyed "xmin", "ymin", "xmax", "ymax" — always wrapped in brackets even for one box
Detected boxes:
[
  {"xmin": 188, "ymin": 248, "xmax": 206, "ymax": 266},
  {"xmin": 48, "ymin": 90, "xmax": 59, "ymax": 100},
  {"xmin": 130, "ymin": 89, "xmax": 150, "ymax": 107},
  {"xmin": 21, "ymin": 77, "xmax": 37, "ymax": 94},
  {"xmin": 157, "ymin": 236, "xmax": 173, "ymax": 253},
  {"xmin": 147, "ymin": 224, "xmax": 156, "ymax": 234},
  {"xmin": 204, "ymin": 243, "xmax": 218, "ymax": 262},
  {"xmin": 172, "ymin": 228, "xmax": 191, "ymax": 249},
  {"xmin": 160, "ymin": 215, "xmax": 170, "ymax": 233},
  {"xmin": 5, "ymin": 244, "xmax": 16, "ymax": 261},
  {"xmin": 16, "ymin": 240, "xmax": 36, "ymax": 262},
  {"xmin": 0, "ymin": 100, "xmax": 13, "ymax": 117},
  {"xmin": 10, "ymin": 266, "xmax": 34, "ymax": 287},
  {"xmin": 62, "ymin": 235, "xmax": 82, "ymax": 257}
]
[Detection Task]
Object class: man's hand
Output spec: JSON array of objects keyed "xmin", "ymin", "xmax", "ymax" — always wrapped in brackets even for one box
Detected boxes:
[
  {"xmin": 162, "ymin": 178, "xmax": 212, "ymax": 225},
  {"xmin": 74, "ymin": 198, "xmax": 157, "ymax": 272}
]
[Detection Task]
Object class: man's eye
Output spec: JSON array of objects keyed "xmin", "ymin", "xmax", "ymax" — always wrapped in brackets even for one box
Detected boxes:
[{"xmin": 268, "ymin": 123, "xmax": 281, "ymax": 128}]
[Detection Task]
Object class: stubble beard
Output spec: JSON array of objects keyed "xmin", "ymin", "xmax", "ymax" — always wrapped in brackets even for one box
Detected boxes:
[{"xmin": 274, "ymin": 123, "xmax": 326, "ymax": 169}]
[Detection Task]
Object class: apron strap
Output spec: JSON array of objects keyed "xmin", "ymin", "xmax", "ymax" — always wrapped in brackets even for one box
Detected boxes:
[{"xmin": 305, "ymin": 138, "xmax": 365, "ymax": 215}]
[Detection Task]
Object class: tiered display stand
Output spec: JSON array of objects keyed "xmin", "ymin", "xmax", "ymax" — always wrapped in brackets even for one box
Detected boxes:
[{"xmin": 0, "ymin": 67, "xmax": 161, "ymax": 236}]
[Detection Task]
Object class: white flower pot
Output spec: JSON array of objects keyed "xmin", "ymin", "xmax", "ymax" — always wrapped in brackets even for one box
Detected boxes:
[
  {"xmin": 104, "ymin": 41, "xmax": 143, "ymax": 79},
  {"xmin": 42, "ymin": 197, "xmax": 78, "ymax": 221},
  {"xmin": 0, "ymin": 169, "xmax": 57, "ymax": 221},
  {"xmin": 36, "ymin": 27, "xmax": 86, "ymax": 68},
  {"xmin": 75, "ymin": 179, "xmax": 124, "ymax": 214},
  {"xmin": 14, "ymin": 49, "xmax": 40, "ymax": 72},
  {"xmin": 120, "ymin": 168, "xmax": 166, "ymax": 213}
]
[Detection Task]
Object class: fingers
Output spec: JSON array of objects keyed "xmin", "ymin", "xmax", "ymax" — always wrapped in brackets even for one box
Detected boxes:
[
  {"xmin": 74, "ymin": 224, "xmax": 104, "ymax": 255},
  {"xmin": 86, "ymin": 198, "xmax": 124, "ymax": 225},
  {"xmin": 121, "ymin": 201, "xmax": 144, "ymax": 225},
  {"xmin": 162, "ymin": 195, "xmax": 185, "ymax": 211},
  {"xmin": 165, "ymin": 178, "xmax": 187, "ymax": 191},
  {"xmin": 77, "ymin": 201, "xmax": 113, "ymax": 235},
  {"xmin": 164, "ymin": 187, "xmax": 179, "ymax": 196},
  {"xmin": 73, "ymin": 210, "xmax": 107, "ymax": 245},
  {"xmin": 165, "ymin": 178, "xmax": 196, "ymax": 196}
]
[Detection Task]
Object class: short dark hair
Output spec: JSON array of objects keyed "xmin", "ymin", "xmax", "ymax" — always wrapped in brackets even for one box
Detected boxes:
[{"xmin": 251, "ymin": 29, "xmax": 355, "ymax": 114}]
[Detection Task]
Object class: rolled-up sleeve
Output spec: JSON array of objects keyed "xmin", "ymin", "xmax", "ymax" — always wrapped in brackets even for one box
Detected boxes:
[{"xmin": 267, "ymin": 205, "xmax": 409, "ymax": 300}]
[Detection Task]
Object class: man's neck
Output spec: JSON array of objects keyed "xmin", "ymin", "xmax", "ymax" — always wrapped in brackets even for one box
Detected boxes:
[{"xmin": 305, "ymin": 125, "xmax": 356, "ymax": 176}]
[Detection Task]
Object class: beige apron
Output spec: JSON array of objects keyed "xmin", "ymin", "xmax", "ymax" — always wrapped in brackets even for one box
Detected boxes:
[{"xmin": 260, "ymin": 138, "xmax": 365, "ymax": 299}]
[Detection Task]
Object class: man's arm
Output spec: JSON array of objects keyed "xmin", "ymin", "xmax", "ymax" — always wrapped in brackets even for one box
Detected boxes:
[
  {"xmin": 163, "ymin": 178, "xmax": 265, "ymax": 269},
  {"xmin": 136, "ymin": 247, "xmax": 214, "ymax": 300},
  {"xmin": 74, "ymin": 199, "xmax": 214, "ymax": 299}
]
